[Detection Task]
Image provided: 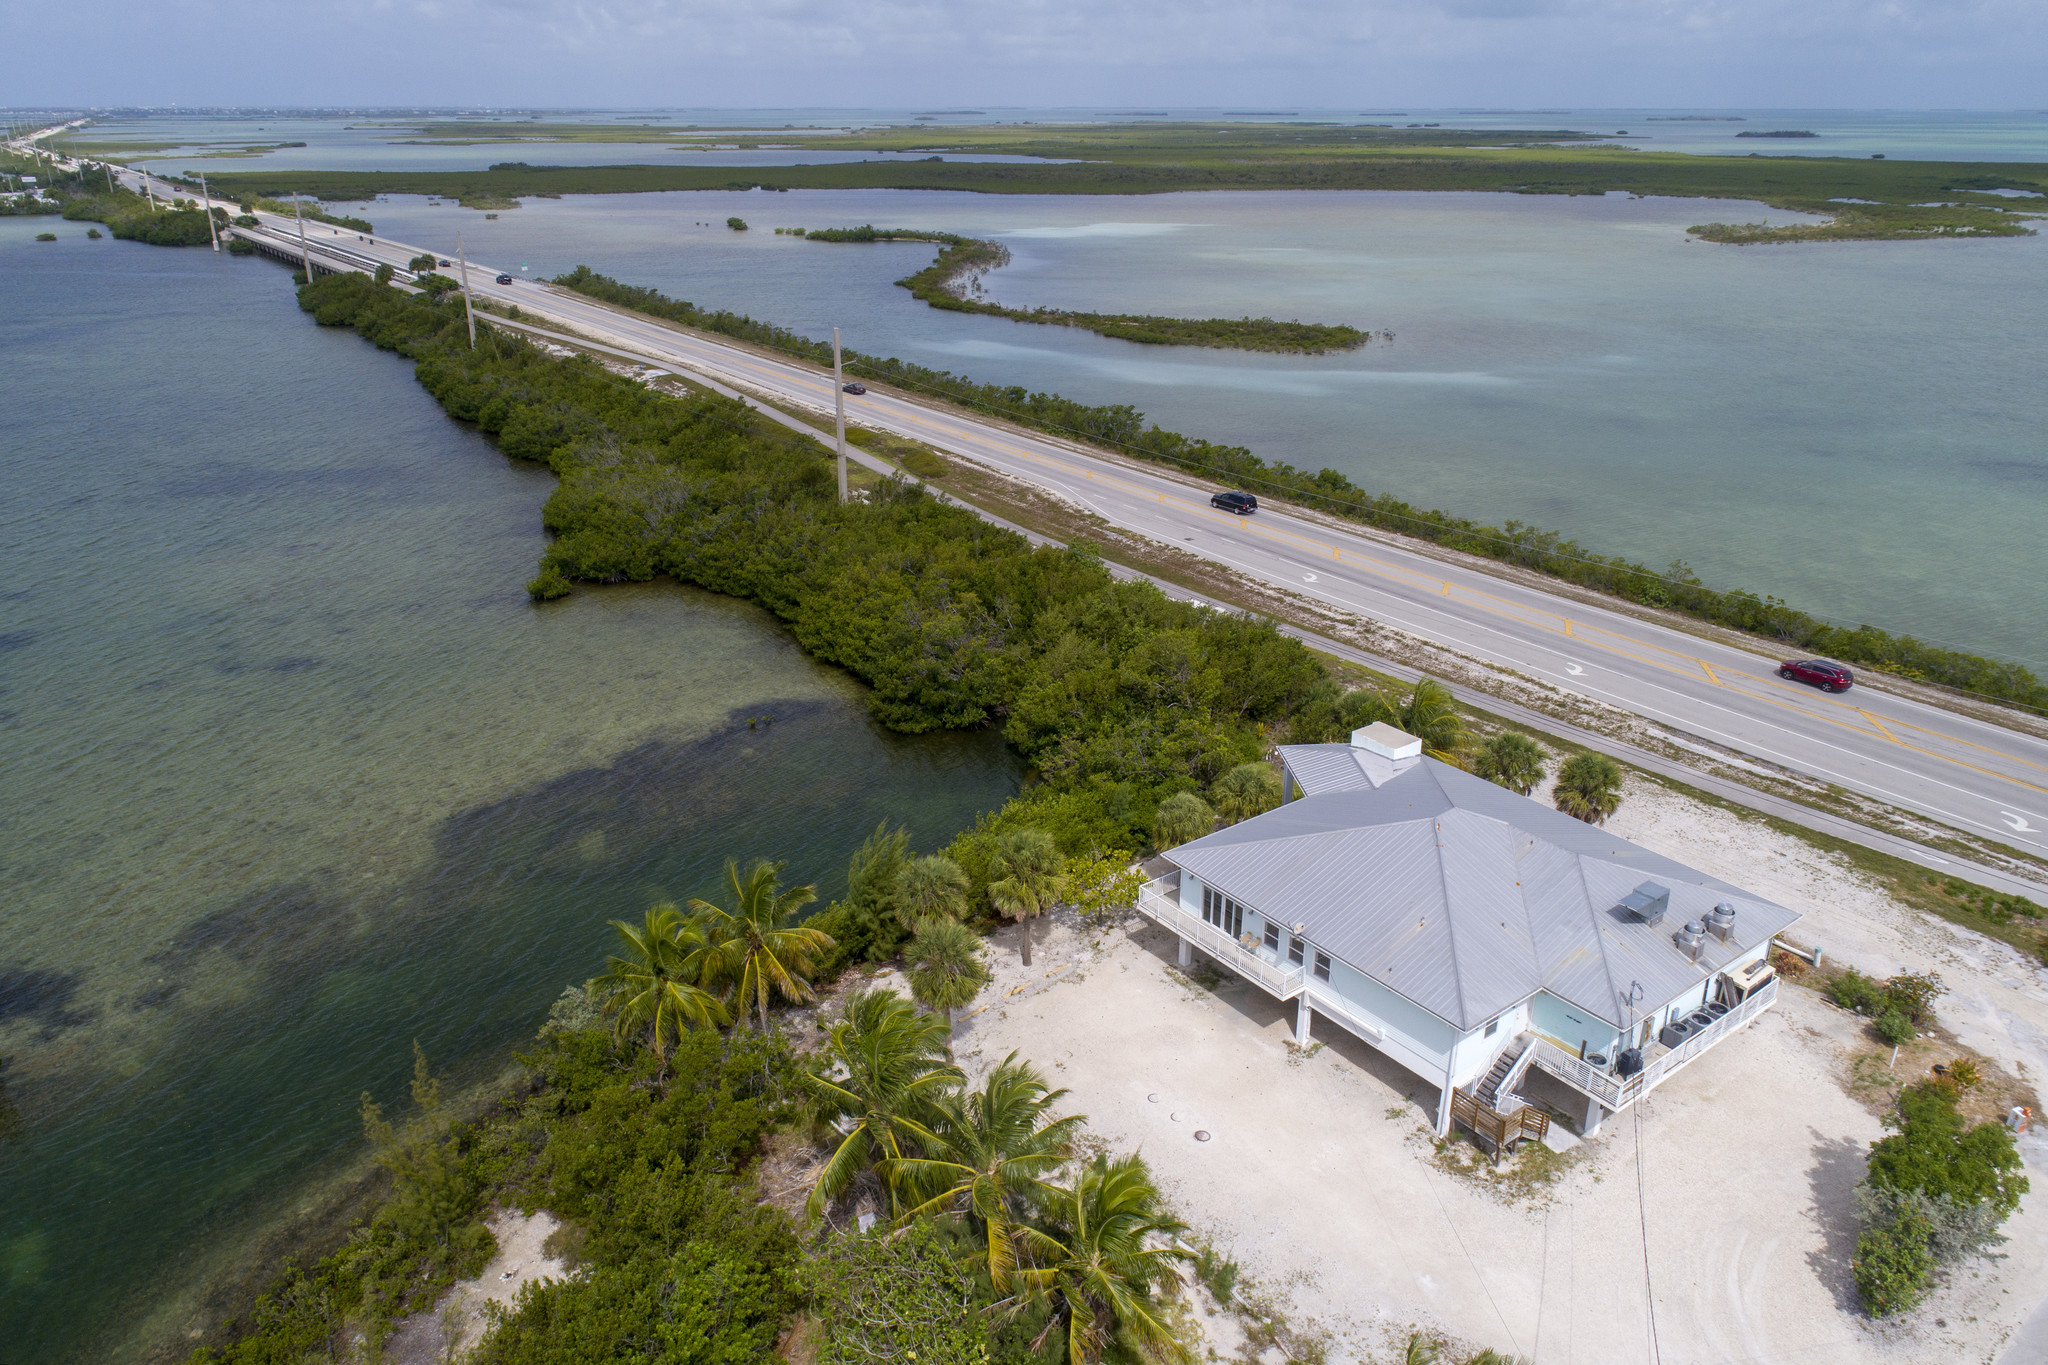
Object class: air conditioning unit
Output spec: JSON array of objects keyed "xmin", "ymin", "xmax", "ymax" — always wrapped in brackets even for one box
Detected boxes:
[{"xmin": 1618, "ymin": 881, "xmax": 1671, "ymax": 926}]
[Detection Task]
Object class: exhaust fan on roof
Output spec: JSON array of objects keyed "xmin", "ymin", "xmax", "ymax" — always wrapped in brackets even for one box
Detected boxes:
[{"xmin": 1617, "ymin": 881, "xmax": 1671, "ymax": 925}]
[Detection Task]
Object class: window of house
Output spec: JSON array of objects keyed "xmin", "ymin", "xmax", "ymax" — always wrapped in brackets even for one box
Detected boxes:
[
  {"xmin": 1313, "ymin": 950, "xmax": 1331, "ymax": 981},
  {"xmin": 1288, "ymin": 936, "xmax": 1305, "ymax": 966},
  {"xmin": 1263, "ymin": 921, "xmax": 1280, "ymax": 952},
  {"xmin": 1484, "ymin": 1018, "xmax": 1498, "ymax": 1038},
  {"xmin": 1200, "ymin": 888, "xmax": 1244, "ymax": 938},
  {"xmin": 1225, "ymin": 901, "xmax": 1243, "ymax": 938}
]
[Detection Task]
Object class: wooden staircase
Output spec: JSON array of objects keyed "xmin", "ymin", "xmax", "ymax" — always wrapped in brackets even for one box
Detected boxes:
[
  {"xmin": 1475, "ymin": 1034, "xmax": 1533, "ymax": 1110},
  {"xmin": 1455, "ymin": 1034, "xmax": 1550, "ymax": 1156}
]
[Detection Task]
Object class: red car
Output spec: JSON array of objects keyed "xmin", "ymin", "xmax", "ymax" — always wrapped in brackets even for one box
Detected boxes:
[{"xmin": 1779, "ymin": 658, "xmax": 1854, "ymax": 692}]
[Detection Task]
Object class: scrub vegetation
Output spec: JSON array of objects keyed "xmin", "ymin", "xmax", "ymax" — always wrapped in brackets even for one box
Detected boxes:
[
  {"xmin": 193, "ymin": 122, "xmax": 2048, "ymax": 243},
  {"xmin": 797, "ymin": 224, "xmax": 1373, "ymax": 353},
  {"xmin": 543, "ymin": 265, "xmax": 2048, "ymax": 715}
]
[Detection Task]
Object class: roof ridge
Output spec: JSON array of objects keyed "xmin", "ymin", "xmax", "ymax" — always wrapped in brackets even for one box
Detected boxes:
[
  {"xmin": 1574, "ymin": 851, "xmax": 1630, "ymax": 1031},
  {"xmin": 1431, "ymin": 812, "xmax": 1468, "ymax": 1030}
]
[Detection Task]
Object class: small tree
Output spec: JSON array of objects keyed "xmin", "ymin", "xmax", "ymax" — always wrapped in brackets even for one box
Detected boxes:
[
  {"xmin": 904, "ymin": 919, "xmax": 990, "ymax": 1030},
  {"xmin": 1475, "ymin": 732, "xmax": 1546, "ymax": 795},
  {"xmin": 727, "ymin": 216, "xmax": 748, "ymax": 231},
  {"xmin": 1153, "ymin": 791, "xmax": 1216, "ymax": 849},
  {"xmin": 373, "ymin": 261, "xmax": 394, "ymax": 286},
  {"xmin": 407, "ymin": 252, "xmax": 438, "ymax": 273},
  {"xmin": 898, "ymin": 853, "xmax": 970, "ymax": 930},
  {"xmin": 1211, "ymin": 762, "xmax": 1281, "ymax": 824},
  {"xmin": 1553, "ymin": 752, "xmax": 1623, "ymax": 825},
  {"xmin": 988, "ymin": 828, "xmax": 1065, "ymax": 967},
  {"xmin": 1399, "ymin": 678, "xmax": 1469, "ymax": 761},
  {"xmin": 1853, "ymin": 1208, "xmax": 1934, "ymax": 1317},
  {"xmin": 1065, "ymin": 852, "xmax": 1145, "ymax": 918}
]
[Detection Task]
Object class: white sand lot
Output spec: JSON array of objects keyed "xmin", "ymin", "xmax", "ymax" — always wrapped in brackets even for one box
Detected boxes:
[{"xmin": 945, "ymin": 777, "xmax": 2048, "ymax": 1364}]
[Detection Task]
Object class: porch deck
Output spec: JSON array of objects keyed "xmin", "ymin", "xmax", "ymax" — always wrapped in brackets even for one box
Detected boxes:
[
  {"xmin": 1134, "ymin": 879, "xmax": 1307, "ymax": 1000},
  {"xmin": 1522, "ymin": 977, "xmax": 1780, "ymax": 1114}
]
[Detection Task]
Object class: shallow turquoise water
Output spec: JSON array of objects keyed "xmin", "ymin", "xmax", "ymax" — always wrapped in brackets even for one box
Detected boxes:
[
  {"xmin": 354, "ymin": 186, "xmax": 2048, "ymax": 671},
  {"xmin": 0, "ymin": 222, "xmax": 1021, "ymax": 1361}
]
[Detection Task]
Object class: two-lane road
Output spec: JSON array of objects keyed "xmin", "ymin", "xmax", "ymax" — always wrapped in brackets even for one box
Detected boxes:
[{"xmin": 181, "ymin": 183, "xmax": 2048, "ymax": 872}]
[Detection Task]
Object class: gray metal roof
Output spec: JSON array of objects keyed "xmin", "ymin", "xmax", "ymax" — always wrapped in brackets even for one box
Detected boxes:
[{"xmin": 1166, "ymin": 753, "xmax": 1800, "ymax": 1032}]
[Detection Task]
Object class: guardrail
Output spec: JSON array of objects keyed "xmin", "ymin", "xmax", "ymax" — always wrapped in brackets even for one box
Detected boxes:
[
  {"xmin": 1528, "ymin": 976, "xmax": 1778, "ymax": 1112},
  {"xmin": 1134, "ymin": 882, "xmax": 1306, "ymax": 999}
]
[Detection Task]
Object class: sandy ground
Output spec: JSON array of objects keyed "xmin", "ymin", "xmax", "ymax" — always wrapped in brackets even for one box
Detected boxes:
[
  {"xmin": 922, "ymin": 773, "xmax": 2048, "ymax": 1365},
  {"xmin": 382, "ymin": 1208, "xmax": 566, "ymax": 1364}
]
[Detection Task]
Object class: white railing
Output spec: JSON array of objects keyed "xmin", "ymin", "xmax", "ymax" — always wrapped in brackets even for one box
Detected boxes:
[
  {"xmin": 1134, "ymin": 883, "xmax": 1307, "ymax": 999},
  {"xmin": 1528, "ymin": 976, "xmax": 1778, "ymax": 1112}
]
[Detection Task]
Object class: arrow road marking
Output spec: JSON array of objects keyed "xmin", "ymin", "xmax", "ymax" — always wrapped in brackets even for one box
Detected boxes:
[{"xmin": 2001, "ymin": 811, "xmax": 2038, "ymax": 833}]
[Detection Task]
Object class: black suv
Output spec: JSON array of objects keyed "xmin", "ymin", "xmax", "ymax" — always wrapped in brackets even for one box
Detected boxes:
[
  {"xmin": 1211, "ymin": 490, "xmax": 1257, "ymax": 515},
  {"xmin": 1779, "ymin": 659, "xmax": 1854, "ymax": 693}
]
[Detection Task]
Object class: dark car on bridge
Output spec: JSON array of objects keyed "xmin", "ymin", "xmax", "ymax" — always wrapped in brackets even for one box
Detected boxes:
[
  {"xmin": 495, "ymin": 273, "xmax": 513, "ymax": 284},
  {"xmin": 1210, "ymin": 490, "xmax": 1258, "ymax": 515},
  {"xmin": 842, "ymin": 383, "xmax": 866, "ymax": 395},
  {"xmin": 1779, "ymin": 658, "xmax": 1854, "ymax": 693}
]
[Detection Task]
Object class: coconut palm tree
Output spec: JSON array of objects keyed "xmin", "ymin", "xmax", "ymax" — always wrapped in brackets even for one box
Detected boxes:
[
  {"xmin": 1210, "ymin": 762, "xmax": 1282, "ymax": 824},
  {"xmin": 1400, "ymin": 678, "xmax": 1469, "ymax": 761},
  {"xmin": 1554, "ymin": 751, "xmax": 1624, "ymax": 825},
  {"xmin": 803, "ymin": 987, "xmax": 961, "ymax": 1219},
  {"xmin": 903, "ymin": 918, "xmax": 990, "ymax": 1029},
  {"xmin": 1401, "ymin": 1334, "xmax": 1441, "ymax": 1365},
  {"xmin": 594, "ymin": 904, "xmax": 730, "ymax": 1061},
  {"xmin": 988, "ymin": 828, "xmax": 1066, "ymax": 967},
  {"xmin": 898, "ymin": 853, "xmax": 971, "ymax": 929},
  {"xmin": 1152, "ymin": 791, "xmax": 1216, "ymax": 850},
  {"xmin": 688, "ymin": 858, "xmax": 830, "ymax": 1031},
  {"xmin": 1006, "ymin": 1152, "xmax": 1193, "ymax": 1364},
  {"xmin": 1474, "ymin": 731, "xmax": 1547, "ymax": 796},
  {"xmin": 887, "ymin": 1055, "xmax": 1084, "ymax": 1290}
]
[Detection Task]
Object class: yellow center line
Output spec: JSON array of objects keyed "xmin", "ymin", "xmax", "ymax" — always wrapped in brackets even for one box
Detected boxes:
[{"xmin": 630, "ymin": 327, "xmax": 2048, "ymax": 800}]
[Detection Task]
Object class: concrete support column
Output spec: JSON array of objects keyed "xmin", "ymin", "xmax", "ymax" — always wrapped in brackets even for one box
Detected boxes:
[
  {"xmin": 1177, "ymin": 936, "xmax": 1192, "ymax": 968},
  {"xmin": 1295, "ymin": 995, "xmax": 1313, "ymax": 1046},
  {"xmin": 1584, "ymin": 1096, "xmax": 1607, "ymax": 1139}
]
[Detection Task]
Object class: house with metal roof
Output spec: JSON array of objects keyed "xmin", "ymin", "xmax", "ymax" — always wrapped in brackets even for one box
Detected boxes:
[{"xmin": 1134, "ymin": 723, "xmax": 1797, "ymax": 1147}]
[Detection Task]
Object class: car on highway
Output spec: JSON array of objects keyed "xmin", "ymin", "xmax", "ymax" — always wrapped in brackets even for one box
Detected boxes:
[
  {"xmin": 1210, "ymin": 490, "xmax": 1258, "ymax": 515},
  {"xmin": 495, "ymin": 273, "xmax": 513, "ymax": 284},
  {"xmin": 1779, "ymin": 658, "xmax": 1855, "ymax": 693},
  {"xmin": 841, "ymin": 382, "xmax": 866, "ymax": 395},
  {"xmin": 437, "ymin": 258, "xmax": 452, "ymax": 267}
]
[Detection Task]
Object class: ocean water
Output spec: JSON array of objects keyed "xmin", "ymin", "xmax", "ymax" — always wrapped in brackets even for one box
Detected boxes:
[
  {"xmin": 88, "ymin": 107, "xmax": 2048, "ymax": 172},
  {"xmin": 354, "ymin": 186, "xmax": 2048, "ymax": 671},
  {"xmin": 0, "ymin": 220, "xmax": 1022, "ymax": 1362}
]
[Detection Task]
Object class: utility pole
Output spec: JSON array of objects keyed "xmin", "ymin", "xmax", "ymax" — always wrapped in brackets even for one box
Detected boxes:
[
  {"xmin": 293, "ymin": 192, "xmax": 313, "ymax": 284},
  {"xmin": 833, "ymin": 327, "xmax": 848, "ymax": 503},
  {"xmin": 455, "ymin": 231, "xmax": 477, "ymax": 349},
  {"xmin": 199, "ymin": 172, "xmax": 219, "ymax": 251},
  {"xmin": 104, "ymin": 161, "xmax": 114, "ymax": 192}
]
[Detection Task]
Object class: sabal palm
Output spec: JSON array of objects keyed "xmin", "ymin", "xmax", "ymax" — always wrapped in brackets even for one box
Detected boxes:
[
  {"xmin": 803, "ymin": 987, "xmax": 961, "ymax": 1219},
  {"xmin": 898, "ymin": 853, "xmax": 971, "ymax": 928},
  {"xmin": 688, "ymin": 858, "xmax": 829, "ymax": 1031},
  {"xmin": 887, "ymin": 1055, "xmax": 1084, "ymax": 1290},
  {"xmin": 1554, "ymin": 751, "xmax": 1623, "ymax": 825},
  {"xmin": 903, "ymin": 918, "xmax": 990, "ymax": 1028},
  {"xmin": 1008, "ymin": 1152, "xmax": 1192, "ymax": 1364},
  {"xmin": 988, "ymin": 828, "xmax": 1065, "ymax": 967},
  {"xmin": 595, "ymin": 904, "xmax": 729, "ymax": 1060},
  {"xmin": 1401, "ymin": 678, "xmax": 1469, "ymax": 761}
]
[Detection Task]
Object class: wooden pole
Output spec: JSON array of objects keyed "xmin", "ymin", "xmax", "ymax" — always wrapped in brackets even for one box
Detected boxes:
[
  {"xmin": 455, "ymin": 232, "xmax": 477, "ymax": 349},
  {"xmin": 833, "ymin": 327, "xmax": 848, "ymax": 503},
  {"xmin": 294, "ymin": 193, "xmax": 313, "ymax": 283},
  {"xmin": 199, "ymin": 172, "xmax": 220, "ymax": 252}
]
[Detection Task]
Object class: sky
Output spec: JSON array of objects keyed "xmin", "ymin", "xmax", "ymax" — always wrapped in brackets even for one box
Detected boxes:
[{"xmin": 4, "ymin": 0, "xmax": 2045, "ymax": 109}]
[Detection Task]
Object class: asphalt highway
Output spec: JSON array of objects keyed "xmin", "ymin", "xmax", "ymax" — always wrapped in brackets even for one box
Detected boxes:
[{"xmin": 115, "ymin": 167, "xmax": 2048, "ymax": 874}]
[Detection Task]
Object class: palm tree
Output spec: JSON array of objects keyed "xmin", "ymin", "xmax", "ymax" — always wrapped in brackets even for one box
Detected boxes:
[
  {"xmin": 1554, "ymin": 751, "xmax": 1624, "ymax": 825},
  {"xmin": 904, "ymin": 918, "xmax": 990, "ymax": 1029},
  {"xmin": 1401, "ymin": 1334, "xmax": 1441, "ymax": 1365},
  {"xmin": 1210, "ymin": 762, "xmax": 1281, "ymax": 824},
  {"xmin": 803, "ymin": 987, "xmax": 961, "ymax": 1219},
  {"xmin": 594, "ymin": 904, "xmax": 730, "ymax": 1061},
  {"xmin": 898, "ymin": 853, "xmax": 971, "ymax": 929},
  {"xmin": 1474, "ymin": 731, "xmax": 1547, "ymax": 796},
  {"xmin": 689, "ymin": 859, "xmax": 830, "ymax": 1031},
  {"xmin": 988, "ymin": 828, "xmax": 1066, "ymax": 967},
  {"xmin": 887, "ymin": 1055, "xmax": 1084, "ymax": 1290},
  {"xmin": 1152, "ymin": 791, "xmax": 1216, "ymax": 850},
  {"xmin": 1007, "ymin": 1152, "xmax": 1193, "ymax": 1364},
  {"xmin": 1400, "ymin": 678, "xmax": 1469, "ymax": 761}
]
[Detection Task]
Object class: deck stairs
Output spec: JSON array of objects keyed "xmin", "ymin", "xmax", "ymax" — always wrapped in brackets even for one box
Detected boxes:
[{"xmin": 1476, "ymin": 1033, "xmax": 1536, "ymax": 1112}]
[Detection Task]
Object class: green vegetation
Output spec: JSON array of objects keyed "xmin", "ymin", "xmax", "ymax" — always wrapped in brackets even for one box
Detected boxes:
[
  {"xmin": 1826, "ymin": 969, "xmax": 1946, "ymax": 1049},
  {"xmin": 194, "ymin": 122, "xmax": 2047, "ymax": 245},
  {"xmin": 1553, "ymin": 751, "xmax": 1624, "ymax": 824},
  {"xmin": 1211, "ymin": 761, "xmax": 1282, "ymax": 823},
  {"xmin": 544, "ymin": 265, "xmax": 2048, "ymax": 715},
  {"xmin": 904, "ymin": 917, "xmax": 991, "ymax": 1025},
  {"xmin": 1475, "ymin": 731, "xmax": 1548, "ymax": 796},
  {"xmin": 1153, "ymin": 791, "xmax": 1217, "ymax": 849},
  {"xmin": 1852, "ymin": 1077, "xmax": 2028, "ymax": 1316},
  {"xmin": 34, "ymin": 230, "xmax": 55, "ymax": 241},
  {"xmin": 726, "ymin": 215, "xmax": 748, "ymax": 230},
  {"xmin": 804, "ymin": 224, "xmax": 1372, "ymax": 352}
]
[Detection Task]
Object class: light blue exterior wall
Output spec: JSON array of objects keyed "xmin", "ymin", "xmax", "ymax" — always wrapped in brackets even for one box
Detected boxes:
[
  {"xmin": 1315, "ymin": 953, "xmax": 1458, "ymax": 1072},
  {"xmin": 1531, "ymin": 992, "xmax": 1621, "ymax": 1057}
]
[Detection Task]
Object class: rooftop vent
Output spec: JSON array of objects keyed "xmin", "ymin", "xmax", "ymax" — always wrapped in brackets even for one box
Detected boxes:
[
  {"xmin": 1707, "ymin": 902, "xmax": 1738, "ymax": 942},
  {"xmin": 1351, "ymin": 722, "xmax": 1421, "ymax": 761},
  {"xmin": 1674, "ymin": 920, "xmax": 1706, "ymax": 962},
  {"xmin": 1618, "ymin": 881, "xmax": 1671, "ymax": 925}
]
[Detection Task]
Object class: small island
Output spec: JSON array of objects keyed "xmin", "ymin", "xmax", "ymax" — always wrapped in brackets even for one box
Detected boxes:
[
  {"xmin": 796, "ymin": 224, "xmax": 1378, "ymax": 353},
  {"xmin": 1737, "ymin": 130, "xmax": 1819, "ymax": 138}
]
